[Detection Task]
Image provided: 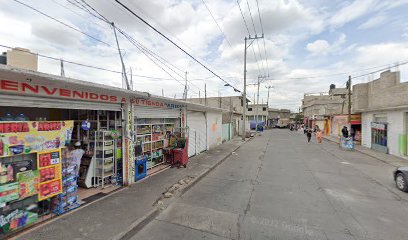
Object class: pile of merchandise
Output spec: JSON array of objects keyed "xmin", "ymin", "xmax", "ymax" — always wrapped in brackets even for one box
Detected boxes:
[{"xmin": 52, "ymin": 149, "xmax": 80, "ymax": 215}]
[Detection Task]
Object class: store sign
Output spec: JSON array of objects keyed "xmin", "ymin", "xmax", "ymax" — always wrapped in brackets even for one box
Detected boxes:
[
  {"xmin": 0, "ymin": 121, "xmax": 73, "ymax": 158},
  {"xmin": 131, "ymin": 98, "xmax": 184, "ymax": 109},
  {"xmin": 81, "ymin": 121, "xmax": 91, "ymax": 131},
  {"xmin": 37, "ymin": 149, "xmax": 62, "ymax": 201},
  {"xmin": 0, "ymin": 79, "xmax": 127, "ymax": 103}
]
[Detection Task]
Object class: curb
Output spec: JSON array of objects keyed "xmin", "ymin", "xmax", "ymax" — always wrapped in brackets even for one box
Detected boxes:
[
  {"xmin": 114, "ymin": 139, "xmax": 248, "ymax": 240},
  {"xmin": 323, "ymin": 136, "xmax": 400, "ymax": 167}
]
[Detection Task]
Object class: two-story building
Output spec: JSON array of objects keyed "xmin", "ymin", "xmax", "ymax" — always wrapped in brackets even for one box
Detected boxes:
[{"xmin": 353, "ymin": 70, "xmax": 408, "ymax": 158}]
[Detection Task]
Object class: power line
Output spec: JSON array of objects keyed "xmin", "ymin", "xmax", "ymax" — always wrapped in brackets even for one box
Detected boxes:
[
  {"xmin": 237, "ymin": 0, "xmax": 262, "ymax": 75},
  {"xmin": 114, "ymin": 0, "xmax": 241, "ymax": 93},
  {"xmin": 246, "ymin": 0, "xmax": 266, "ymax": 76},
  {"xmin": 11, "ymin": 0, "xmax": 112, "ymax": 47},
  {"xmin": 237, "ymin": 0, "xmax": 250, "ymax": 34},
  {"xmin": 67, "ymin": 0, "xmax": 190, "ymax": 90},
  {"xmin": 0, "ymin": 44, "xmax": 198, "ymax": 83},
  {"xmin": 201, "ymin": 0, "xmax": 233, "ymax": 49},
  {"xmin": 255, "ymin": 0, "xmax": 270, "ymax": 76},
  {"xmin": 289, "ymin": 59, "xmax": 408, "ymax": 80}
]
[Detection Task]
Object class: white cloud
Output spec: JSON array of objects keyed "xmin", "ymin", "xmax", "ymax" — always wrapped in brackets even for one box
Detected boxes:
[
  {"xmin": 329, "ymin": 0, "xmax": 379, "ymax": 28},
  {"xmin": 358, "ymin": 14, "xmax": 387, "ymax": 29},
  {"xmin": 306, "ymin": 40, "xmax": 330, "ymax": 55},
  {"xmin": 306, "ymin": 33, "xmax": 346, "ymax": 55}
]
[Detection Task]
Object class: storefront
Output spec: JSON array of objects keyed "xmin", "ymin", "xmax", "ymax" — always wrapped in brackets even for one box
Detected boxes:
[
  {"xmin": 331, "ymin": 114, "xmax": 361, "ymax": 144},
  {"xmin": 132, "ymin": 98, "xmax": 185, "ymax": 171},
  {"xmin": 0, "ymin": 66, "xmax": 137, "ymax": 237}
]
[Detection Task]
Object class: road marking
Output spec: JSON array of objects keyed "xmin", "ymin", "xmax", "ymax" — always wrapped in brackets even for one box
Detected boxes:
[{"xmin": 341, "ymin": 161, "xmax": 350, "ymax": 165}]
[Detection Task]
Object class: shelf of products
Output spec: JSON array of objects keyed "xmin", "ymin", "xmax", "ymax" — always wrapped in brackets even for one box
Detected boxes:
[
  {"xmin": 95, "ymin": 131, "xmax": 116, "ymax": 188},
  {"xmin": 135, "ymin": 119, "xmax": 176, "ymax": 170}
]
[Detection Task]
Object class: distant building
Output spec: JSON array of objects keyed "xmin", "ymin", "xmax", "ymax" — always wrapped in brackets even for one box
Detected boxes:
[
  {"xmin": 267, "ymin": 108, "xmax": 291, "ymax": 127},
  {"xmin": 302, "ymin": 85, "xmax": 350, "ymax": 135},
  {"xmin": 0, "ymin": 47, "xmax": 38, "ymax": 71},
  {"xmin": 247, "ymin": 104, "xmax": 268, "ymax": 123},
  {"xmin": 186, "ymin": 96, "xmax": 250, "ymax": 136}
]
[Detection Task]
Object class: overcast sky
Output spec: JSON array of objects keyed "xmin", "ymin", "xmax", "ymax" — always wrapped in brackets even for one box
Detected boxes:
[{"xmin": 1, "ymin": 0, "xmax": 408, "ymax": 111}]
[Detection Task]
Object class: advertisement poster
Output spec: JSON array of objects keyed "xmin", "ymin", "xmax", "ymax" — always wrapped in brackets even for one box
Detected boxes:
[
  {"xmin": 0, "ymin": 182, "xmax": 19, "ymax": 204},
  {"xmin": 0, "ymin": 121, "xmax": 73, "ymax": 158},
  {"xmin": 37, "ymin": 149, "xmax": 62, "ymax": 201},
  {"xmin": 16, "ymin": 170, "xmax": 39, "ymax": 199}
]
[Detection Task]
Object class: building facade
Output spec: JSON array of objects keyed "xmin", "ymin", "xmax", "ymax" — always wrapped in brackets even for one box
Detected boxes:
[
  {"xmin": 353, "ymin": 70, "xmax": 408, "ymax": 158},
  {"xmin": 1, "ymin": 47, "xmax": 38, "ymax": 71},
  {"xmin": 302, "ymin": 85, "xmax": 350, "ymax": 134},
  {"xmin": 267, "ymin": 108, "xmax": 291, "ymax": 127}
]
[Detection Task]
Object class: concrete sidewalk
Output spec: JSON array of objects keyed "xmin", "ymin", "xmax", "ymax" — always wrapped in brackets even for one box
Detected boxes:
[
  {"xmin": 15, "ymin": 138, "xmax": 246, "ymax": 240},
  {"xmin": 323, "ymin": 135, "xmax": 407, "ymax": 167}
]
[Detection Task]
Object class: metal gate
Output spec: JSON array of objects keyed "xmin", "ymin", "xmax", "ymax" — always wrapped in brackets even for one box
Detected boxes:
[{"xmin": 187, "ymin": 111, "xmax": 207, "ymax": 157}]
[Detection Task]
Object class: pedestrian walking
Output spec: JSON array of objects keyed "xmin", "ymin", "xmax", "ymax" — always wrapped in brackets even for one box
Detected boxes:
[
  {"xmin": 316, "ymin": 129, "xmax": 322, "ymax": 143},
  {"xmin": 306, "ymin": 129, "xmax": 312, "ymax": 143}
]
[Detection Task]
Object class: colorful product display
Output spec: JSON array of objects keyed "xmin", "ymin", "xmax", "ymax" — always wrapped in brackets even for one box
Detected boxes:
[
  {"xmin": 37, "ymin": 150, "xmax": 63, "ymax": 201},
  {"xmin": 52, "ymin": 148, "xmax": 80, "ymax": 215},
  {"xmin": 0, "ymin": 120, "xmax": 73, "ymax": 237}
]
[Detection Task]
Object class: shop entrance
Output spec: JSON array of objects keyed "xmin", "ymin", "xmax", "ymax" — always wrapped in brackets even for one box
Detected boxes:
[{"xmin": 0, "ymin": 106, "xmax": 123, "ymax": 237}]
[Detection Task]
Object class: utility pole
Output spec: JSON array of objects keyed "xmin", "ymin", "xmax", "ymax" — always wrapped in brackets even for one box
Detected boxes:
[
  {"xmin": 112, "ymin": 22, "xmax": 130, "ymax": 90},
  {"xmin": 183, "ymin": 72, "xmax": 188, "ymax": 100},
  {"xmin": 242, "ymin": 34, "xmax": 263, "ymax": 140},
  {"xmin": 205, "ymin": 83, "xmax": 207, "ymax": 106},
  {"xmin": 348, "ymin": 75, "xmax": 352, "ymax": 123},
  {"xmin": 199, "ymin": 90, "xmax": 201, "ymax": 103},
  {"xmin": 60, "ymin": 59, "xmax": 65, "ymax": 77},
  {"xmin": 129, "ymin": 67, "xmax": 134, "ymax": 90},
  {"xmin": 162, "ymin": 88, "xmax": 164, "ymax": 97}
]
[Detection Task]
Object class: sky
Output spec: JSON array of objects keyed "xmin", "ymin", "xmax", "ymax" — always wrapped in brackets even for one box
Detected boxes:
[{"xmin": 1, "ymin": 0, "xmax": 408, "ymax": 112}]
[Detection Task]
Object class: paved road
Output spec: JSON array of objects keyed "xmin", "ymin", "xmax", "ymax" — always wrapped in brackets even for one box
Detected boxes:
[{"xmin": 130, "ymin": 129, "xmax": 408, "ymax": 240}]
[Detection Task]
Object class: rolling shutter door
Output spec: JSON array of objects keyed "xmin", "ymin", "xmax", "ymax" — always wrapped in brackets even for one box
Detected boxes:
[
  {"xmin": 187, "ymin": 111, "xmax": 207, "ymax": 157},
  {"xmin": 0, "ymin": 94, "xmax": 121, "ymax": 111},
  {"xmin": 134, "ymin": 107, "xmax": 181, "ymax": 118}
]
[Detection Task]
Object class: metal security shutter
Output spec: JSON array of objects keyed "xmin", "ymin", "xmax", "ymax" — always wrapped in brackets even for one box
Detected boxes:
[
  {"xmin": 187, "ymin": 111, "xmax": 207, "ymax": 157},
  {"xmin": 134, "ymin": 106, "xmax": 180, "ymax": 118},
  {"xmin": 0, "ymin": 94, "xmax": 121, "ymax": 111}
]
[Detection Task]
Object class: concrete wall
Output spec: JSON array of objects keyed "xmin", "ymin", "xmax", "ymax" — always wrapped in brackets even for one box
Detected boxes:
[
  {"xmin": 6, "ymin": 48, "xmax": 38, "ymax": 71},
  {"xmin": 353, "ymin": 71, "xmax": 407, "ymax": 112},
  {"xmin": 207, "ymin": 111, "xmax": 222, "ymax": 148},
  {"xmin": 361, "ymin": 112, "xmax": 373, "ymax": 148},
  {"xmin": 361, "ymin": 110, "xmax": 408, "ymax": 160}
]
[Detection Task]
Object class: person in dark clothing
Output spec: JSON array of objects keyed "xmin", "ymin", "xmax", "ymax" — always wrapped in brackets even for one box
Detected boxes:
[
  {"xmin": 306, "ymin": 129, "xmax": 312, "ymax": 143},
  {"xmin": 341, "ymin": 126, "xmax": 349, "ymax": 138}
]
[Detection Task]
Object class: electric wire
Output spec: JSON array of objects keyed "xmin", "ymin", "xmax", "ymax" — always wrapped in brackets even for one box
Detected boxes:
[
  {"xmin": 237, "ymin": 0, "xmax": 262, "ymax": 76},
  {"xmin": 11, "ymin": 0, "xmax": 112, "ymax": 47},
  {"xmin": 0, "ymin": 43, "xmax": 198, "ymax": 82},
  {"xmin": 246, "ymin": 0, "xmax": 266, "ymax": 76},
  {"xmin": 255, "ymin": 0, "xmax": 270, "ymax": 76},
  {"xmin": 201, "ymin": 0, "xmax": 233, "ymax": 49},
  {"xmin": 114, "ymin": 0, "xmax": 241, "ymax": 93}
]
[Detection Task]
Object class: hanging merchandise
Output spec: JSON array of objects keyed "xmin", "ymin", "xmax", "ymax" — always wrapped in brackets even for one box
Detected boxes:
[{"xmin": 52, "ymin": 149, "xmax": 80, "ymax": 215}]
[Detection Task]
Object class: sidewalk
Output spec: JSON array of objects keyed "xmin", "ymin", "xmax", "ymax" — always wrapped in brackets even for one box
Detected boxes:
[
  {"xmin": 14, "ymin": 138, "xmax": 246, "ymax": 240},
  {"xmin": 323, "ymin": 135, "xmax": 407, "ymax": 167}
]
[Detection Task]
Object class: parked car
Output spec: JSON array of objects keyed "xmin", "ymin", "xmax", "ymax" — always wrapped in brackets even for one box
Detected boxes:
[{"xmin": 394, "ymin": 167, "xmax": 408, "ymax": 192}]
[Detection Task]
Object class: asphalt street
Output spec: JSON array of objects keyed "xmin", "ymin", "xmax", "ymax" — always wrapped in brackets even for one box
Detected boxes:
[{"xmin": 130, "ymin": 129, "xmax": 408, "ymax": 240}]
